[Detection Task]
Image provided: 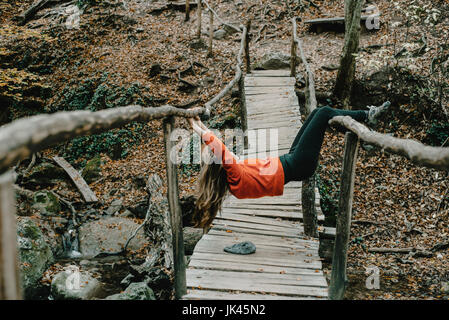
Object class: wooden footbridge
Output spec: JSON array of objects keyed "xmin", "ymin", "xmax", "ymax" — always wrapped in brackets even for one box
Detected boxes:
[
  {"xmin": 1, "ymin": 4, "xmax": 448, "ymax": 301},
  {"xmin": 183, "ymin": 70, "xmax": 329, "ymax": 300}
]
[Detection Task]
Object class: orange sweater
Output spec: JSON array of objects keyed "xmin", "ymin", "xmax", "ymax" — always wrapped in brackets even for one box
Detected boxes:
[{"xmin": 202, "ymin": 131, "xmax": 285, "ymax": 199}]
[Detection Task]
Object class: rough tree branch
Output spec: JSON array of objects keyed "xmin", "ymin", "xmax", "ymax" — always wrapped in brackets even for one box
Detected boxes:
[
  {"xmin": 0, "ymin": 105, "xmax": 205, "ymax": 174},
  {"xmin": 329, "ymin": 116, "xmax": 449, "ymax": 171}
]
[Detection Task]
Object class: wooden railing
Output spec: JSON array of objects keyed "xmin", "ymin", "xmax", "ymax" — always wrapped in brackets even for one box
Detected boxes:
[
  {"xmin": 291, "ymin": 17, "xmax": 319, "ymax": 237},
  {"xmin": 290, "ymin": 17, "xmax": 449, "ymax": 300},
  {"xmin": 0, "ymin": 7, "xmax": 249, "ymax": 299}
]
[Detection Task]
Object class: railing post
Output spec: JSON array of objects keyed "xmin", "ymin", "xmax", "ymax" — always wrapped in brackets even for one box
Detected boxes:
[
  {"xmin": 329, "ymin": 132, "xmax": 359, "ymax": 300},
  {"xmin": 185, "ymin": 0, "xmax": 190, "ymax": 22},
  {"xmin": 0, "ymin": 171, "xmax": 22, "ymax": 300},
  {"xmin": 162, "ymin": 117, "xmax": 187, "ymax": 299},
  {"xmin": 208, "ymin": 8, "xmax": 213, "ymax": 57},
  {"xmin": 290, "ymin": 18, "xmax": 297, "ymax": 78},
  {"xmin": 245, "ymin": 20, "xmax": 251, "ymax": 73},
  {"xmin": 196, "ymin": 0, "xmax": 202, "ymax": 39}
]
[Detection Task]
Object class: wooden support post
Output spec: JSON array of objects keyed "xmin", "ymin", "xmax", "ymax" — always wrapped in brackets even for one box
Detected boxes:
[
  {"xmin": 208, "ymin": 9, "xmax": 213, "ymax": 57},
  {"xmin": 162, "ymin": 117, "xmax": 187, "ymax": 299},
  {"xmin": 302, "ymin": 179, "xmax": 318, "ymax": 237},
  {"xmin": 185, "ymin": 0, "xmax": 190, "ymax": 22},
  {"xmin": 290, "ymin": 18, "xmax": 298, "ymax": 78},
  {"xmin": 329, "ymin": 132, "xmax": 359, "ymax": 300},
  {"xmin": 245, "ymin": 20, "xmax": 251, "ymax": 73},
  {"xmin": 196, "ymin": 0, "xmax": 202, "ymax": 39},
  {"xmin": 0, "ymin": 171, "xmax": 22, "ymax": 300}
]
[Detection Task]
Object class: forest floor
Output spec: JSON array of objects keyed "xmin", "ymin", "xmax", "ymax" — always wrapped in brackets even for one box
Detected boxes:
[{"xmin": 1, "ymin": 0, "xmax": 448, "ymax": 299}]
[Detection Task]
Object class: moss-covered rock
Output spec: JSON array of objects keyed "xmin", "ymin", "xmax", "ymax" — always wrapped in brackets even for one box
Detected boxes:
[
  {"xmin": 81, "ymin": 154, "xmax": 102, "ymax": 183},
  {"xmin": 105, "ymin": 282, "xmax": 155, "ymax": 300},
  {"xmin": 32, "ymin": 191, "xmax": 61, "ymax": 216},
  {"xmin": 17, "ymin": 217, "xmax": 54, "ymax": 299}
]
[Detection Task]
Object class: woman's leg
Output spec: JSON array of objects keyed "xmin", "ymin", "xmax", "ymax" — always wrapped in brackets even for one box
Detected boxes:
[
  {"xmin": 280, "ymin": 106, "xmax": 367, "ymax": 183},
  {"xmin": 288, "ymin": 107, "xmax": 320, "ymax": 154}
]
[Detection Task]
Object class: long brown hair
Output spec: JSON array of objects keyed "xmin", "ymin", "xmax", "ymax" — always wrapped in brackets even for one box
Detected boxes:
[{"xmin": 192, "ymin": 151, "xmax": 229, "ymax": 229}]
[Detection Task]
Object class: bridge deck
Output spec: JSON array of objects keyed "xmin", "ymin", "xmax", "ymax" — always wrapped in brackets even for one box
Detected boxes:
[{"xmin": 183, "ymin": 69, "xmax": 328, "ymax": 300}]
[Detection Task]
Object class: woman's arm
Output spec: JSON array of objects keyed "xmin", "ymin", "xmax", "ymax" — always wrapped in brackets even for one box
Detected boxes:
[{"xmin": 188, "ymin": 117, "xmax": 208, "ymax": 137}]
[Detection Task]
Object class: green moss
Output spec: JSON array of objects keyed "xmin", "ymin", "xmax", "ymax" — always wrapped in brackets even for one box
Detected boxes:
[
  {"xmin": 426, "ymin": 120, "xmax": 449, "ymax": 146},
  {"xmin": 32, "ymin": 191, "xmax": 61, "ymax": 215},
  {"xmin": 81, "ymin": 154, "xmax": 102, "ymax": 183}
]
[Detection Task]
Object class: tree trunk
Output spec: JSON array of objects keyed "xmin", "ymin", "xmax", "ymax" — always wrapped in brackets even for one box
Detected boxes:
[{"xmin": 333, "ymin": 0, "xmax": 362, "ymax": 108}]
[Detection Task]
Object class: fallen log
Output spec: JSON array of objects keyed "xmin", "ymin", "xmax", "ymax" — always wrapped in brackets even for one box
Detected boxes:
[
  {"xmin": 15, "ymin": 0, "xmax": 73, "ymax": 26},
  {"xmin": 15, "ymin": 0, "xmax": 52, "ymax": 26},
  {"xmin": 52, "ymin": 156, "xmax": 98, "ymax": 203},
  {"xmin": 369, "ymin": 247, "xmax": 414, "ymax": 254},
  {"xmin": 368, "ymin": 247, "xmax": 434, "ymax": 257}
]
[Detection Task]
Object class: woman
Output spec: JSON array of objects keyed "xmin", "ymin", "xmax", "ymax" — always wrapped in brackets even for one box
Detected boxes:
[{"xmin": 189, "ymin": 102, "xmax": 390, "ymax": 228}]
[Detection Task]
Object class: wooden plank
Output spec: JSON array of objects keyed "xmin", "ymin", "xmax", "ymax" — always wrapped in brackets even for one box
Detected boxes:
[
  {"xmin": 188, "ymin": 259, "xmax": 322, "ymax": 276},
  {"xmin": 183, "ymin": 289, "xmax": 320, "ymax": 300},
  {"xmin": 52, "ymin": 156, "xmax": 98, "ymax": 202},
  {"xmin": 246, "ymin": 95, "xmax": 297, "ymax": 104},
  {"xmin": 248, "ymin": 70, "xmax": 291, "ymax": 77},
  {"xmin": 221, "ymin": 208, "xmax": 303, "ymax": 220},
  {"xmin": 187, "ymin": 275, "xmax": 328, "ymax": 297},
  {"xmin": 244, "ymin": 88, "xmax": 295, "ymax": 95},
  {"xmin": 220, "ymin": 208, "xmax": 324, "ymax": 222},
  {"xmin": 199, "ymin": 234, "xmax": 319, "ymax": 251},
  {"xmin": 163, "ymin": 117, "xmax": 186, "ymax": 299},
  {"xmin": 211, "ymin": 224, "xmax": 303, "ymax": 238},
  {"xmin": 211, "ymin": 220, "xmax": 303, "ymax": 235},
  {"xmin": 194, "ymin": 240, "xmax": 320, "ymax": 260},
  {"xmin": 223, "ymin": 203, "xmax": 301, "ymax": 211},
  {"xmin": 205, "ymin": 230, "xmax": 320, "ymax": 248},
  {"xmin": 226, "ymin": 198, "xmax": 317, "ymax": 206},
  {"xmin": 226, "ymin": 191, "xmax": 302, "ymax": 199},
  {"xmin": 190, "ymin": 252, "xmax": 322, "ymax": 270},
  {"xmin": 187, "ymin": 269, "xmax": 328, "ymax": 287},
  {"xmin": 217, "ymin": 212, "xmax": 301, "ymax": 228},
  {"xmin": 247, "ymin": 114, "xmax": 298, "ymax": 123},
  {"xmin": 245, "ymin": 77, "xmax": 296, "ymax": 87}
]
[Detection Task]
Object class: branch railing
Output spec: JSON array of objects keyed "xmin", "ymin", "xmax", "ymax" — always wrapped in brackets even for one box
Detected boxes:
[
  {"xmin": 0, "ymin": 6, "xmax": 250, "ymax": 300},
  {"xmin": 291, "ymin": 17, "xmax": 319, "ymax": 238},
  {"xmin": 291, "ymin": 17, "xmax": 449, "ymax": 300}
]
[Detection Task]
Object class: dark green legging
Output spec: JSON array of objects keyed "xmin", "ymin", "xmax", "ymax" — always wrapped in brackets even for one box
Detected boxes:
[{"xmin": 279, "ymin": 106, "xmax": 367, "ymax": 184}]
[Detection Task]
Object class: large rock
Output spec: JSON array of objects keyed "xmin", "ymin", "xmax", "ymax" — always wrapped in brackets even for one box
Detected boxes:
[
  {"xmin": 32, "ymin": 190, "xmax": 61, "ymax": 216},
  {"xmin": 105, "ymin": 282, "xmax": 155, "ymax": 300},
  {"xmin": 78, "ymin": 217, "xmax": 149, "ymax": 257},
  {"xmin": 254, "ymin": 52, "xmax": 291, "ymax": 70},
  {"xmin": 51, "ymin": 267, "xmax": 102, "ymax": 300},
  {"xmin": 105, "ymin": 199, "xmax": 123, "ymax": 215},
  {"xmin": 17, "ymin": 217, "xmax": 54, "ymax": 298},
  {"xmin": 81, "ymin": 155, "xmax": 102, "ymax": 184},
  {"xmin": 213, "ymin": 29, "xmax": 227, "ymax": 40}
]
